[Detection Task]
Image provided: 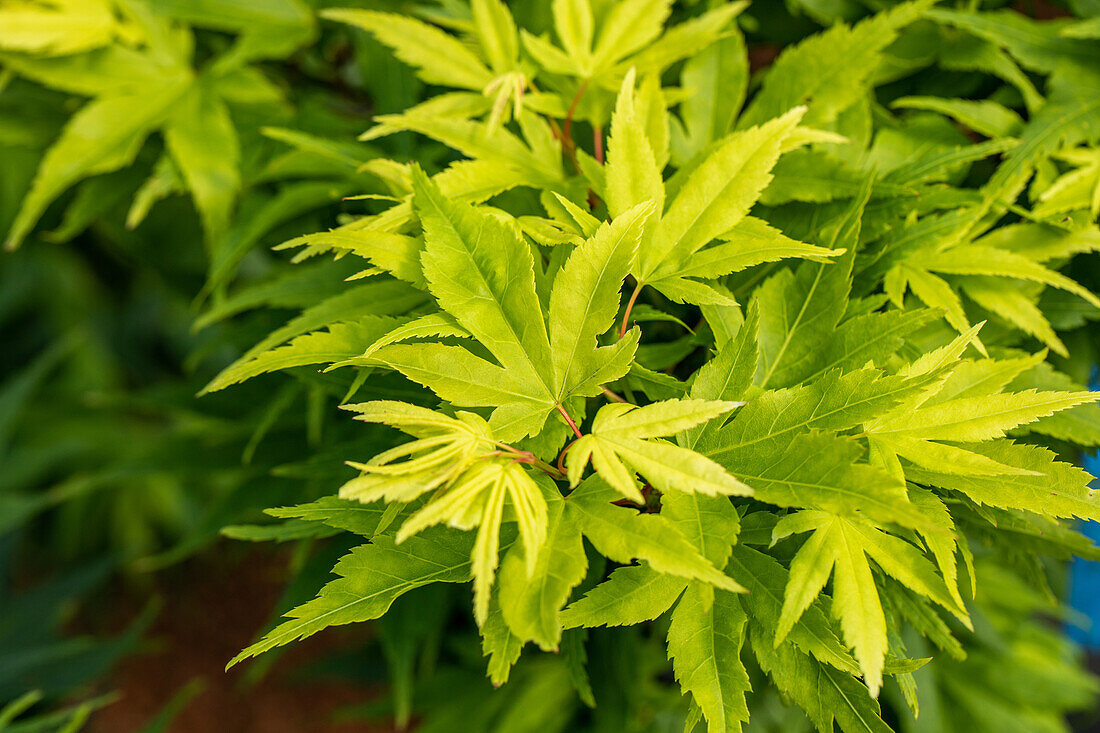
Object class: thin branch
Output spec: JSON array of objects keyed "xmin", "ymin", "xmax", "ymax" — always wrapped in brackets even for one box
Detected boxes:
[
  {"xmin": 556, "ymin": 403, "xmax": 583, "ymax": 439},
  {"xmin": 619, "ymin": 281, "xmax": 643, "ymax": 338},
  {"xmin": 600, "ymin": 386, "xmax": 630, "ymax": 403},
  {"xmin": 557, "ymin": 439, "xmax": 575, "ymax": 476},
  {"xmin": 559, "ymin": 81, "xmax": 589, "ymax": 174},
  {"xmin": 562, "ymin": 81, "xmax": 589, "ymax": 150}
]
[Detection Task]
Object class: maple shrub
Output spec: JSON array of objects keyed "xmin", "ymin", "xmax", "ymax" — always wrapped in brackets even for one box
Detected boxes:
[{"xmin": 191, "ymin": 0, "xmax": 1100, "ymax": 730}]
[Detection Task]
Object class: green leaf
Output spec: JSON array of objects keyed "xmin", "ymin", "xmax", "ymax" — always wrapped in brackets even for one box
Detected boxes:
[
  {"xmin": 740, "ymin": 0, "xmax": 934, "ymax": 128},
  {"xmin": 566, "ymin": 478, "xmax": 745, "ymax": 593},
  {"xmin": 156, "ymin": 0, "xmax": 315, "ymax": 67},
  {"xmin": 472, "ymin": 0, "xmax": 519, "ymax": 74},
  {"xmin": 641, "ymin": 107, "xmax": 807, "ymax": 282},
  {"xmin": 774, "ymin": 511, "xmax": 967, "ymax": 696},
  {"xmin": 591, "ymin": 0, "xmax": 672, "ymax": 70},
  {"xmin": 751, "ymin": 624, "xmax": 891, "ymax": 733},
  {"xmin": 672, "ymin": 32, "xmax": 748, "ymax": 165},
  {"xmin": 266, "ymin": 496, "xmax": 393, "ymax": 537},
  {"xmin": 6, "ymin": 83, "xmax": 189, "ymax": 250},
  {"xmin": 481, "ymin": 592, "xmax": 524, "ymax": 686},
  {"xmin": 662, "ymin": 490, "xmax": 740, "ymax": 569},
  {"xmin": 865, "ymin": 388, "xmax": 1098, "ymax": 442},
  {"xmin": 667, "ymin": 585, "xmax": 751, "ymax": 733},
  {"xmin": 726, "ymin": 545, "xmax": 858, "ymax": 674},
  {"xmin": 605, "ymin": 69, "xmax": 665, "ymax": 219},
  {"xmin": 561, "ymin": 564, "xmax": 687, "ymax": 628},
  {"xmin": 548, "ymin": 202, "xmax": 652, "ymax": 400},
  {"xmin": 323, "ymin": 9, "xmax": 493, "ymax": 90},
  {"xmin": 228, "ymin": 529, "xmax": 479, "ymax": 667},
  {"xmin": 552, "ymin": 0, "xmax": 594, "ymax": 73},
  {"xmin": 163, "ymin": 83, "xmax": 240, "ymax": 243},
  {"xmin": 906, "ymin": 441, "xmax": 1100, "ymax": 521},
  {"xmin": 923, "ymin": 244, "xmax": 1100, "ymax": 309},
  {"xmin": 204, "ymin": 316, "xmax": 398, "ymax": 392},
  {"xmin": 499, "ymin": 492, "xmax": 588, "ymax": 650},
  {"xmin": 890, "ymin": 97, "xmax": 1024, "ymax": 139},
  {"xmin": 0, "ymin": 0, "xmax": 120, "ymax": 56},
  {"xmin": 567, "ymin": 400, "xmax": 752, "ymax": 500}
]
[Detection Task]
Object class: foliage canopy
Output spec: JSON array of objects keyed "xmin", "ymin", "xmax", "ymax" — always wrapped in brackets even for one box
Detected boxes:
[{"xmin": 5, "ymin": 0, "xmax": 1100, "ymax": 731}]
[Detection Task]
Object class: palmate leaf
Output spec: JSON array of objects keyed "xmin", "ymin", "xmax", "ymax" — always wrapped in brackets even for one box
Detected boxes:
[
  {"xmin": 202, "ymin": 316, "xmax": 401, "ymax": 392},
  {"xmin": 640, "ymin": 107, "xmax": 813, "ymax": 284},
  {"xmin": 548, "ymin": 201, "xmax": 655, "ymax": 400},
  {"xmin": 365, "ymin": 109, "xmax": 564, "ymax": 188},
  {"xmin": 751, "ymin": 623, "xmax": 891, "ymax": 733},
  {"xmin": 671, "ymin": 32, "xmax": 748, "ymax": 165},
  {"xmin": 660, "ymin": 488, "xmax": 749, "ymax": 732},
  {"xmin": 922, "ymin": 244, "xmax": 1100, "ymax": 310},
  {"xmin": 398, "ymin": 458, "xmax": 546, "ymax": 627},
  {"xmin": 1034, "ymin": 147, "xmax": 1100, "ymax": 218},
  {"xmin": 773, "ymin": 511, "xmax": 968, "ymax": 698},
  {"xmin": 481, "ymin": 591, "xmax": 524, "ymax": 686},
  {"xmin": 371, "ymin": 168, "xmax": 641, "ymax": 441},
  {"xmin": 726, "ymin": 545, "xmax": 857, "ymax": 674},
  {"xmin": 865, "ymin": 388, "xmax": 1098, "ymax": 442},
  {"xmin": 1009, "ymin": 358, "xmax": 1100, "ymax": 446},
  {"xmin": 337, "ymin": 401, "xmax": 499, "ymax": 505},
  {"xmin": 154, "ymin": 0, "xmax": 316, "ymax": 68},
  {"xmin": 979, "ymin": 63, "xmax": 1100, "ymax": 206},
  {"xmin": 335, "ymin": 401, "xmax": 550, "ymax": 626},
  {"xmin": 521, "ymin": 0, "xmax": 738, "ymax": 85},
  {"xmin": 202, "ymin": 280, "xmax": 427, "ymax": 393},
  {"xmin": 265, "ymin": 496, "xmax": 393, "ymax": 537},
  {"xmin": 282, "ymin": 161, "xmax": 524, "ymax": 288},
  {"xmin": 566, "ymin": 399, "xmax": 752, "ymax": 502},
  {"xmin": 605, "ymin": 69, "xmax": 664, "ymax": 220},
  {"xmin": 600, "ymin": 78, "xmax": 842, "ymax": 305},
  {"xmin": 700, "ymin": 368, "xmax": 936, "ymax": 527},
  {"xmin": 890, "ymin": 97, "xmax": 1024, "ymax": 139},
  {"xmin": 753, "ymin": 179, "xmax": 871, "ymax": 389}
]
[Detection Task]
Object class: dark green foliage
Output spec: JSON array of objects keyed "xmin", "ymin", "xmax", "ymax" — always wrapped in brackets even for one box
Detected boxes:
[{"xmin": 5, "ymin": 0, "xmax": 1100, "ymax": 731}]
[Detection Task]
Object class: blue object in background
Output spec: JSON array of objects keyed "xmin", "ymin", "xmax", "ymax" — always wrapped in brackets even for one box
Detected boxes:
[
  {"xmin": 1069, "ymin": 471, "xmax": 1100, "ymax": 648},
  {"xmin": 1068, "ymin": 370, "xmax": 1100, "ymax": 648}
]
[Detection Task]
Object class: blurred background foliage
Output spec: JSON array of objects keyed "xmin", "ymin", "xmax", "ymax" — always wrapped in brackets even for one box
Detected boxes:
[{"xmin": 2, "ymin": 0, "xmax": 1100, "ymax": 731}]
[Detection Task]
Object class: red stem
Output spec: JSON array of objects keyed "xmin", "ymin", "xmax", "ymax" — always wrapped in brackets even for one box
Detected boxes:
[
  {"xmin": 619, "ymin": 281, "xmax": 643, "ymax": 338},
  {"xmin": 593, "ymin": 126, "xmax": 604, "ymax": 164},
  {"xmin": 557, "ymin": 439, "xmax": 575, "ymax": 475},
  {"xmin": 556, "ymin": 403, "xmax": 583, "ymax": 439}
]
